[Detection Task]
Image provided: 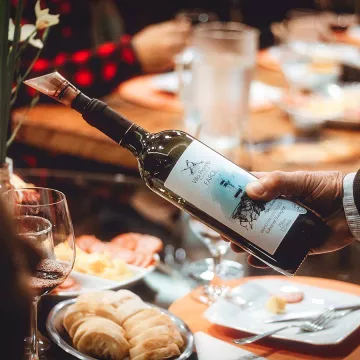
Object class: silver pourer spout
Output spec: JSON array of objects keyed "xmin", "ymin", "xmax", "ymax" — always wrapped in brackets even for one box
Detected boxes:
[{"xmin": 24, "ymin": 72, "xmax": 80, "ymax": 106}]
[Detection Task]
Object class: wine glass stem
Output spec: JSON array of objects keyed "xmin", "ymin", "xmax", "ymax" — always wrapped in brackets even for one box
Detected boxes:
[
  {"xmin": 210, "ymin": 254, "xmax": 222, "ymax": 286},
  {"xmin": 30, "ymin": 297, "xmax": 39, "ymax": 360}
]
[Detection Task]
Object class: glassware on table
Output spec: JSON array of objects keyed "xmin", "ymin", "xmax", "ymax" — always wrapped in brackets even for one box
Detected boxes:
[
  {"xmin": 187, "ymin": 218, "xmax": 244, "ymax": 302},
  {"xmin": 177, "ymin": 22, "xmax": 258, "ymax": 165},
  {"xmin": 278, "ymin": 9, "xmax": 341, "ymax": 92},
  {"xmin": 2, "ymin": 188, "xmax": 75, "ymax": 360},
  {"xmin": 175, "ymin": 9, "xmax": 218, "ymax": 67}
]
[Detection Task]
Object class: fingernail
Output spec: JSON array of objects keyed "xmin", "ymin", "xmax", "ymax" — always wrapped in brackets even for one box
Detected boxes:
[{"xmin": 247, "ymin": 181, "xmax": 265, "ymax": 196}]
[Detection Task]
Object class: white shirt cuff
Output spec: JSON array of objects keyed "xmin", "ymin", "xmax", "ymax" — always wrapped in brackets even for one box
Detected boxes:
[{"xmin": 343, "ymin": 172, "xmax": 360, "ymax": 240}]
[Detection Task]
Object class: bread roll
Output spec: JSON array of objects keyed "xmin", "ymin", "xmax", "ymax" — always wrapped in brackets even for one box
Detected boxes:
[
  {"xmin": 129, "ymin": 325, "xmax": 184, "ymax": 349},
  {"xmin": 77, "ymin": 290, "xmax": 127, "ymax": 306},
  {"xmin": 126, "ymin": 314, "xmax": 173, "ymax": 339},
  {"xmin": 68, "ymin": 316, "xmax": 97, "ymax": 339},
  {"xmin": 64, "ymin": 301, "xmax": 124, "ymax": 329},
  {"xmin": 63, "ymin": 304, "xmax": 91, "ymax": 333},
  {"xmin": 74, "ymin": 317, "xmax": 129, "ymax": 360},
  {"xmin": 116, "ymin": 297, "xmax": 149, "ymax": 324},
  {"xmin": 113, "ymin": 289, "xmax": 141, "ymax": 308},
  {"xmin": 131, "ymin": 343, "xmax": 180, "ymax": 360},
  {"xmin": 123, "ymin": 308, "xmax": 161, "ymax": 332},
  {"xmin": 130, "ymin": 334, "xmax": 180, "ymax": 359}
]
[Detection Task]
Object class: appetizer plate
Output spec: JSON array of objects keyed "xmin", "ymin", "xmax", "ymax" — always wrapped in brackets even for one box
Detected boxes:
[
  {"xmin": 47, "ymin": 299, "xmax": 194, "ymax": 360},
  {"xmin": 267, "ymin": 42, "xmax": 360, "ymax": 65},
  {"xmin": 151, "ymin": 73, "xmax": 282, "ymax": 109},
  {"xmin": 49, "ymin": 255, "xmax": 159, "ymax": 298},
  {"xmin": 204, "ymin": 278, "xmax": 360, "ymax": 346},
  {"xmin": 278, "ymin": 83, "xmax": 360, "ymax": 128}
]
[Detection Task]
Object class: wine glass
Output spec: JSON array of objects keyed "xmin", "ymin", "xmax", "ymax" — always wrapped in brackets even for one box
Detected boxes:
[
  {"xmin": 187, "ymin": 218, "xmax": 243, "ymax": 302},
  {"xmin": 2, "ymin": 188, "xmax": 75, "ymax": 360}
]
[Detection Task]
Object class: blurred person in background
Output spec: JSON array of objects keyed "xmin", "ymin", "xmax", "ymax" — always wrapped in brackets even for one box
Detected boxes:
[
  {"xmin": 229, "ymin": 171, "xmax": 359, "ymax": 268},
  {"xmin": 0, "ymin": 199, "xmax": 41, "ymax": 360},
  {"xmin": 116, "ymin": 0, "xmax": 358, "ymax": 49},
  {"xmin": 14, "ymin": 0, "xmax": 358, "ymax": 109},
  {"xmin": 13, "ymin": 0, "xmax": 191, "ymax": 108}
]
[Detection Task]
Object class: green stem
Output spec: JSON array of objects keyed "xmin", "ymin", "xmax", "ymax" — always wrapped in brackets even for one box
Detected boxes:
[
  {"xmin": 7, "ymin": 94, "xmax": 39, "ymax": 148},
  {"xmin": 0, "ymin": 0, "xmax": 10, "ymax": 163},
  {"xmin": 10, "ymin": 28, "xmax": 50, "ymax": 108}
]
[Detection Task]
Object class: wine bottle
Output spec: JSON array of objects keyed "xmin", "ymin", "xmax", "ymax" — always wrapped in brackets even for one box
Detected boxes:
[{"xmin": 25, "ymin": 72, "xmax": 330, "ymax": 276}]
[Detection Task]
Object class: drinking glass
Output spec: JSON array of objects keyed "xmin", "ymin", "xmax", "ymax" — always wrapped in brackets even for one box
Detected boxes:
[
  {"xmin": 187, "ymin": 218, "xmax": 244, "ymax": 302},
  {"xmin": 2, "ymin": 188, "xmax": 75, "ymax": 360},
  {"xmin": 278, "ymin": 9, "xmax": 341, "ymax": 94},
  {"xmin": 178, "ymin": 22, "xmax": 258, "ymax": 164},
  {"xmin": 175, "ymin": 9, "xmax": 218, "ymax": 67}
]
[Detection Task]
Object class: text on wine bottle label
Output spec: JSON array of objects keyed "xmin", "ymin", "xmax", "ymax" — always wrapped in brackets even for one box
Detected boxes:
[{"xmin": 164, "ymin": 141, "xmax": 307, "ymax": 255}]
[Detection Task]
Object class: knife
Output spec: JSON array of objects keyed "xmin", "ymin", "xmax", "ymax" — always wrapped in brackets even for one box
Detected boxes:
[{"xmin": 264, "ymin": 304, "xmax": 360, "ymax": 324}]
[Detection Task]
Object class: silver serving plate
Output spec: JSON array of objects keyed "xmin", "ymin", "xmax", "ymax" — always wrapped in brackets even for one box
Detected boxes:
[{"xmin": 46, "ymin": 299, "xmax": 194, "ymax": 360}]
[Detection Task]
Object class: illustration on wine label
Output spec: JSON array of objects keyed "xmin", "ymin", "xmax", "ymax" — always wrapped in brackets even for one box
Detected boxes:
[{"xmin": 165, "ymin": 140, "xmax": 307, "ymax": 255}]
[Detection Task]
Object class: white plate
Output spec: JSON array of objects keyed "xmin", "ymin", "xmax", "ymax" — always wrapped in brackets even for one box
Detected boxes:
[
  {"xmin": 268, "ymin": 42, "xmax": 360, "ymax": 65},
  {"xmin": 151, "ymin": 73, "xmax": 282, "ymax": 109},
  {"xmin": 49, "ymin": 255, "xmax": 159, "ymax": 297},
  {"xmin": 204, "ymin": 278, "xmax": 360, "ymax": 345}
]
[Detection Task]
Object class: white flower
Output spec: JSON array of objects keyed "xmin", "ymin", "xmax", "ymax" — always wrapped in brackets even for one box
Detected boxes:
[
  {"xmin": 35, "ymin": 0, "xmax": 60, "ymax": 30},
  {"xmin": 8, "ymin": 19, "xmax": 44, "ymax": 49}
]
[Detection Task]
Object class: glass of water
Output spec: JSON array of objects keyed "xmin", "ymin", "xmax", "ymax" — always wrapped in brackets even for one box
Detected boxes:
[{"xmin": 179, "ymin": 22, "xmax": 258, "ymax": 165}]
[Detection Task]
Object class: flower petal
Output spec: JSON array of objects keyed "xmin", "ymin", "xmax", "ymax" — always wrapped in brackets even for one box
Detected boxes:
[
  {"xmin": 34, "ymin": 0, "xmax": 41, "ymax": 17},
  {"xmin": 20, "ymin": 24, "xmax": 37, "ymax": 42},
  {"xmin": 8, "ymin": 18, "xmax": 15, "ymax": 41},
  {"xmin": 29, "ymin": 37, "xmax": 43, "ymax": 49}
]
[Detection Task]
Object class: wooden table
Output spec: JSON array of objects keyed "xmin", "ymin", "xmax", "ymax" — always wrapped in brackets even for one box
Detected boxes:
[{"xmin": 12, "ymin": 66, "xmax": 360, "ymax": 173}]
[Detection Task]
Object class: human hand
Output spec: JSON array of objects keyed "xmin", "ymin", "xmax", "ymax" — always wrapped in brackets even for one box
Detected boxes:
[
  {"xmin": 132, "ymin": 20, "xmax": 190, "ymax": 73},
  {"xmin": 227, "ymin": 171, "xmax": 354, "ymax": 267}
]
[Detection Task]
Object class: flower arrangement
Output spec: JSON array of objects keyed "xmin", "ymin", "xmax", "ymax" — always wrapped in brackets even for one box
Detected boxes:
[{"xmin": 0, "ymin": 0, "xmax": 59, "ymax": 164}]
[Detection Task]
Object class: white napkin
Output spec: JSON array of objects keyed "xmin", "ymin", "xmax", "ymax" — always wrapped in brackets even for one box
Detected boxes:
[{"xmin": 194, "ymin": 332, "xmax": 268, "ymax": 360}]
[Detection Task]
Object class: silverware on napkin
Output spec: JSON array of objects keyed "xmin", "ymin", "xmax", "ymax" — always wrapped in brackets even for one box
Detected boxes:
[{"xmin": 264, "ymin": 304, "xmax": 360, "ymax": 323}]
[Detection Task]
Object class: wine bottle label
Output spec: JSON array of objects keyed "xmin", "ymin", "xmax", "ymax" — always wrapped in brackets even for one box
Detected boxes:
[{"xmin": 165, "ymin": 141, "xmax": 307, "ymax": 255}]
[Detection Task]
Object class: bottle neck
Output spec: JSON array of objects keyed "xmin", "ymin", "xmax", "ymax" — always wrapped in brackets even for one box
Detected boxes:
[{"xmin": 121, "ymin": 125, "xmax": 150, "ymax": 156}]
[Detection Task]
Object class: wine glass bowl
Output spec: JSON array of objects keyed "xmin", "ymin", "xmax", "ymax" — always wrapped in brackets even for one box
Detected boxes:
[
  {"xmin": 188, "ymin": 218, "xmax": 243, "ymax": 302},
  {"xmin": 2, "ymin": 187, "xmax": 75, "ymax": 360}
]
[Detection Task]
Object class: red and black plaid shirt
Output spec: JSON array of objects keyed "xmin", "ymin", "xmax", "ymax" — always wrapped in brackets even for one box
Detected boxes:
[{"xmin": 12, "ymin": 0, "xmax": 143, "ymax": 108}]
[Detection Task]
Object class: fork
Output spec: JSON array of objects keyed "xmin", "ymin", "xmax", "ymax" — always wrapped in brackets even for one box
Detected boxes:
[{"xmin": 233, "ymin": 308, "xmax": 335, "ymax": 345}]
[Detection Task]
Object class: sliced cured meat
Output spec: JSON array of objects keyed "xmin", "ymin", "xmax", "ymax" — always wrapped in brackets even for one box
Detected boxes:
[
  {"xmin": 53, "ymin": 276, "xmax": 81, "ymax": 293},
  {"xmin": 111, "ymin": 233, "xmax": 163, "ymax": 254},
  {"xmin": 89, "ymin": 241, "xmax": 108, "ymax": 254},
  {"xmin": 132, "ymin": 253, "xmax": 145, "ymax": 267},
  {"xmin": 138, "ymin": 253, "xmax": 153, "ymax": 268},
  {"xmin": 277, "ymin": 285, "xmax": 304, "ymax": 304},
  {"xmin": 134, "ymin": 234, "xmax": 163, "ymax": 254},
  {"xmin": 76, "ymin": 235, "xmax": 99, "ymax": 253},
  {"xmin": 109, "ymin": 248, "xmax": 136, "ymax": 264},
  {"xmin": 58, "ymin": 276, "xmax": 76, "ymax": 289},
  {"xmin": 110, "ymin": 234, "xmax": 138, "ymax": 251}
]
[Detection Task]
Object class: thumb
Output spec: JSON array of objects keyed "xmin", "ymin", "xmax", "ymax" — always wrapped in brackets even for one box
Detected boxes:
[{"xmin": 246, "ymin": 171, "xmax": 310, "ymax": 201}]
